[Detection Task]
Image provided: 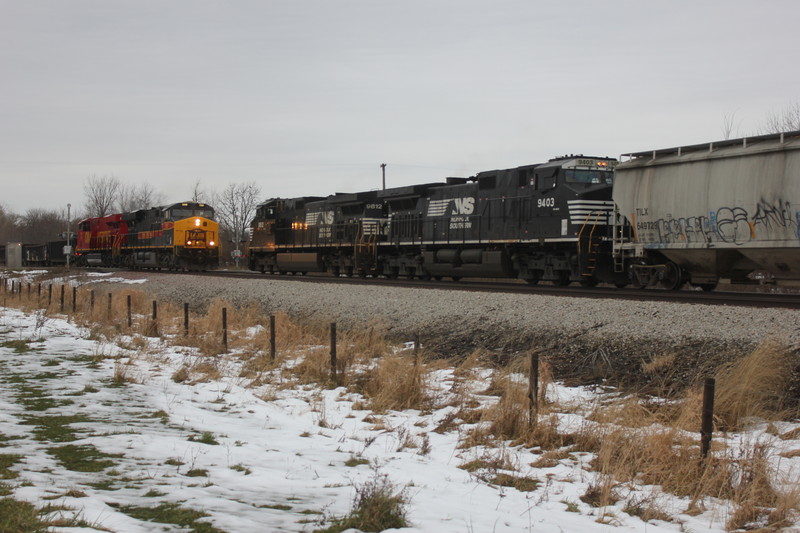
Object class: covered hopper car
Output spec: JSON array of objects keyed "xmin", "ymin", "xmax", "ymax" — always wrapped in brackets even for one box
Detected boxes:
[{"xmin": 612, "ymin": 130, "xmax": 800, "ymax": 290}]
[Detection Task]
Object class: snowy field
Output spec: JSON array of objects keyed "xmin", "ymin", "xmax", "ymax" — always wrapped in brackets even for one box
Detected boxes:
[{"xmin": 0, "ymin": 302, "xmax": 798, "ymax": 532}]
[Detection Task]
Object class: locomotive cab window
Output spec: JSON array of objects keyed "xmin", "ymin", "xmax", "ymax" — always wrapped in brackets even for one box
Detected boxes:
[{"xmin": 565, "ymin": 170, "xmax": 613, "ymax": 185}]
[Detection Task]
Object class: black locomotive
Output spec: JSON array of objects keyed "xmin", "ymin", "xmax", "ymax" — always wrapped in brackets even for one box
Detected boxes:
[{"xmin": 248, "ymin": 156, "xmax": 629, "ymax": 286}]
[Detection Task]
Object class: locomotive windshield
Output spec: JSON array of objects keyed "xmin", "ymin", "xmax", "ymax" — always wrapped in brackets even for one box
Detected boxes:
[
  {"xmin": 564, "ymin": 169, "xmax": 613, "ymax": 185},
  {"xmin": 170, "ymin": 207, "xmax": 215, "ymax": 219}
]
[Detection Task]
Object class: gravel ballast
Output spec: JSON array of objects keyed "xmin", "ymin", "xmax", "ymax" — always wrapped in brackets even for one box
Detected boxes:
[{"xmin": 96, "ymin": 272, "xmax": 800, "ymax": 385}]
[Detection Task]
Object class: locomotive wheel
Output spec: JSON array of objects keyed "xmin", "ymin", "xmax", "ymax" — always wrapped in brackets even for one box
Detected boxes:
[
  {"xmin": 451, "ymin": 276, "xmax": 461, "ymax": 282},
  {"xmin": 525, "ymin": 278, "xmax": 539, "ymax": 285},
  {"xmin": 579, "ymin": 278, "xmax": 598, "ymax": 287},
  {"xmin": 660, "ymin": 262, "xmax": 685, "ymax": 291},
  {"xmin": 696, "ymin": 282, "xmax": 718, "ymax": 292}
]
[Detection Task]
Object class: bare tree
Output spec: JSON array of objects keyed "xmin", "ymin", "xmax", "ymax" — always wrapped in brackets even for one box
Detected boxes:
[
  {"xmin": 83, "ymin": 175, "xmax": 121, "ymax": 217},
  {"xmin": 17, "ymin": 208, "xmax": 66, "ymax": 243},
  {"xmin": 0, "ymin": 204, "xmax": 20, "ymax": 243},
  {"xmin": 759, "ymin": 102, "xmax": 800, "ymax": 134},
  {"xmin": 117, "ymin": 182, "xmax": 164, "ymax": 213},
  {"xmin": 213, "ymin": 182, "xmax": 262, "ymax": 267},
  {"xmin": 721, "ymin": 111, "xmax": 741, "ymax": 140},
  {"xmin": 190, "ymin": 179, "xmax": 208, "ymax": 203}
]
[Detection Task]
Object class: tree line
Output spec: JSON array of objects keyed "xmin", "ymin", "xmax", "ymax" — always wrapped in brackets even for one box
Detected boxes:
[{"xmin": 1, "ymin": 177, "xmax": 262, "ymax": 266}]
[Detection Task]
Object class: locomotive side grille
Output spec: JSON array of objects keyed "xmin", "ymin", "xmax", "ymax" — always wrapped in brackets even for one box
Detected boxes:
[{"xmin": 567, "ymin": 200, "xmax": 614, "ymax": 225}]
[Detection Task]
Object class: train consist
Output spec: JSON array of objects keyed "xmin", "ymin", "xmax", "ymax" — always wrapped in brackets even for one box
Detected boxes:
[
  {"xmin": 2, "ymin": 202, "xmax": 220, "ymax": 270},
  {"xmin": 74, "ymin": 202, "xmax": 220, "ymax": 270},
  {"xmin": 248, "ymin": 131, "xmax": 800, "ymax": 290}
]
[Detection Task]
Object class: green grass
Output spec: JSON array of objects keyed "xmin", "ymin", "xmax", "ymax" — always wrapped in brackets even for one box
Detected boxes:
[
  {"xmin": 230, "ymin": 464, "xmax": 251, "ymax": 475},
  {"xmin": 112, "ymin": 502, "xmax": 227, "ymax": 533},
  {"xmin": 46, "ymin": 444, "xmax": 122, "ymax": 472},
  {"xmin": 0, "ymin": 454, "xmax": 24, "ymax": 480},
  {"xmin": 188, "ymin": 432, "xmax": 219, "ymax": 445},
  {"xmin": 20, "ymin": 414, "xmax": 93, "ymax": 442},
  {"xmin": 15, "ymin": 383, "xmax": 73, "ymax": 411},
  {"xmin": 0, "ymin": 498, "xmax": 48, "ymax": 533},
  {"xmin": 0, "ymin": 339, "xmax": 34, "ymax": 353}
]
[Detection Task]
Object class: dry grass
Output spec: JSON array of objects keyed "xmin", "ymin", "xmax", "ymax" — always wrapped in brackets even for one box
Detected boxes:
[
  {"xmin": 712, "ymin": 340, "xmax": 795, "ymax": 431},
  {"xmin": 364, "ymin": 353, "xmax": 430, "ymax": 412}
]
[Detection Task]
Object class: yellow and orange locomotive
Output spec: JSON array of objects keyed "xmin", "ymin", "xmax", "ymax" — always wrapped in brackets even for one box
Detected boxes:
[{"xmin": 75, "ymin": 202, "xmax": 219, "ymax": 270}]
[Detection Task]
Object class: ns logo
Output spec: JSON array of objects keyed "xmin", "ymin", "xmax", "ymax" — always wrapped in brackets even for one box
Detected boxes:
[
  {"xmin": 428, "ymin": 197, "xmax": 475, "ymax": 217},
  {"xmin": 453, "ymin": 197, "xmax": 475, "ymax": 215}
]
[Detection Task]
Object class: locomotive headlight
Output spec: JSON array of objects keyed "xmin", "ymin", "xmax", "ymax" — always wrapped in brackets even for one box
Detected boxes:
[
  {"xmin": 195, "ymin": 218, "xmax": 201, "ymax": 227},
  {"xmin": 187, "ymin": 240, "xmax": 193, "ymax": 245},
  {"xmin": 209, "ymin": 240, "xmax": 215, "ymax": 246}
]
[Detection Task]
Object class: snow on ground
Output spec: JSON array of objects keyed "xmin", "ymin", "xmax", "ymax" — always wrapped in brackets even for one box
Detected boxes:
[{"xmin": 0, "ymin": 305, "xmax": 794, "ymax": 532}]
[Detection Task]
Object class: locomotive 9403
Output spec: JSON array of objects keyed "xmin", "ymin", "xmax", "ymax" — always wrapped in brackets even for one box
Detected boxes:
[{"xmin": 248, "ymin": 156, "xmax": 628, "ymax": 286}]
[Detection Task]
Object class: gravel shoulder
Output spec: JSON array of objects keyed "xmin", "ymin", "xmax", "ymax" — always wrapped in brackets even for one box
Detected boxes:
[{"xmin": 92, "ymin": 271, "xmax": 800, "ymax": 387}]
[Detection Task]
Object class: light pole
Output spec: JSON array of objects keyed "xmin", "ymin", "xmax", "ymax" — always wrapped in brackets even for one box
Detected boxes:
[
  {"xmin": 381, "ymin": 163, "xmax": 386, "ymax": 190},
  {"xmin": 66, "ymin": 203, "xmax": 71, "ymax": 270}
]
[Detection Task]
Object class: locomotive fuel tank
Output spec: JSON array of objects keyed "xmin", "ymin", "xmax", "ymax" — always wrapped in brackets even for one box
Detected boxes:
[{"xmin": 613, "ymin": 131, "xmax": 800, "ymax": 286}]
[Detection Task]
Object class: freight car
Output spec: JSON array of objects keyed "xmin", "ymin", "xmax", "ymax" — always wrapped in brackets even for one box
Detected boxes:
[
  {"xmin": 612, "ymin": 130, "xmax": 800, "ymax": 290},
  {"xmin": 22, "ymin": 239, "xmax": 75, "ymax": 267},
  {"xmin": 248, "ymin": 156, "xmax": 630, "ymax": 286},
  {"xmin": 75, "ymin": 201, "xmax": 220, "ymax": 270}
]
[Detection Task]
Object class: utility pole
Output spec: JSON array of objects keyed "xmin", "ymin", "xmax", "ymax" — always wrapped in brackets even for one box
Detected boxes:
[
  {"xmin": 66, "ymin": 203, "xmax": 71, "ymax": 270},
  {"xmin": 380, "ymin": 163, "xmax": 386, "ymax": 190}
]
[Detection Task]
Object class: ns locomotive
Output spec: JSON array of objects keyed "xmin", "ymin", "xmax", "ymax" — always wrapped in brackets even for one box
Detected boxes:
[
  {"xmin": 247, "ymin": 156, "xmax": 629, "ymax": 286},
  {"xmin": 248, "ymin": 130, "xmax": 800, "ymax": 290},
  {"xmin": 75, "ymin": 201, "xmax": 220, "ymax": 270}
]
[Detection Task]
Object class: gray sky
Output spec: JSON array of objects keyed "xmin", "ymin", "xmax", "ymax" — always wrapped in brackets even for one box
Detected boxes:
[{"xmin": 1, "ymin": 0, "xmax": 798, "ymax": 216}]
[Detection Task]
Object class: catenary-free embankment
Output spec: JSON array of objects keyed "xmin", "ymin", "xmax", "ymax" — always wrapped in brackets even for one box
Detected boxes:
[{"xmin": 91, "ymin": 271, "xmax": 800, "ymax": 387}]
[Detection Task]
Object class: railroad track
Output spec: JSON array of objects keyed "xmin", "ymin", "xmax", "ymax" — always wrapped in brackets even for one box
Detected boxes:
[{"xmin": 162, "ymin": 269, "xmax": 800, "ymax": 309}]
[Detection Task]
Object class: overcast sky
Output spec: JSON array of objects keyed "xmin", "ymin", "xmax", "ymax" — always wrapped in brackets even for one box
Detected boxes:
[{"xmin": 1, "ymin": 0, "xmax": 798, "ymax": 216}]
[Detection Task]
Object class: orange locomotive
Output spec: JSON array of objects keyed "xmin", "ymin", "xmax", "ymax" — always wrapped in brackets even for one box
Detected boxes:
[{"xmin": 75, "ymin": 202, "xmax": 219, "ymax": 270}]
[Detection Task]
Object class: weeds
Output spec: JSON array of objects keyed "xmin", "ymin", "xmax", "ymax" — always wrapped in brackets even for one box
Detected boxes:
[{"xmin": 316, "ymin": 474, "xmax": 409, "ymax": 533}]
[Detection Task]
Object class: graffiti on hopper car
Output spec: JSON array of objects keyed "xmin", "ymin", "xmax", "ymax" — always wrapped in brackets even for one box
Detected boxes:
[{"xmin": 638, "ymin": 199, "xmax": 800, "ymax": 245}]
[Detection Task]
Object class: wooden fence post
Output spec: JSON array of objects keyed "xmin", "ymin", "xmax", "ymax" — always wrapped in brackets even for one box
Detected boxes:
[
  {"xmin": 150, "ymin": 300, "xmax": 158, "ymax": 336},
  {"xmin": 330, "ymin": 322, "xmax": 337, "ymax": 382},
  {"xmin": 60, "ymin": 285, "xmax": 65, "ymax": 312},
  {"xmin": 90, "ymin": 290, "xmax": 95, "ymax": 312},
  {"xmin": 48, "ymin": 285, "xmax": 52, "ymax": 307},
  {"xmin": 270, "ymin": 314, "xmax": 276, "ymax": 361},
  {"xmin": 528, "ymin": 352, "xmax": 540, "ymax": 427},
  {"xmin": 184, "ymin": 303, "xmax": 189, "ymax": 336},
  {"xmin": 127, "ymin": 295, "xmax": 132, "ymax": 328},
  {"xmin": 701, "ymin": 378, "xmax": 715, "ymax": 459},
  {"xmin": 72, "ymin": 286, "xmax": 77, "ymax": 312},
  {"xmin": 222, "ymin": 307, "xmax": 228, "ymax": 351}
]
